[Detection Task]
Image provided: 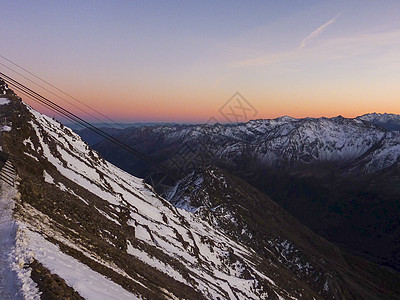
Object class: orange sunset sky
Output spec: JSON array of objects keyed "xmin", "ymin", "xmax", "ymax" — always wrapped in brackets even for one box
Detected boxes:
[{"xmin": 1, "ymin": 1, "xmax": 400, "ymax": 124}]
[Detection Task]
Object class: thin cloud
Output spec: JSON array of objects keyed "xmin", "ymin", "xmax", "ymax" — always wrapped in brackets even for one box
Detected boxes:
[
  {"xmin": 229, "ymin": 51, "xmax": 297, "ymax": 68},
  {"xmin": 228, "ymin": 27, "xmax": 400, "ymax": 68},
  {"xmin": 215, "ymin": 72, "xmax": 239, "ymax": 87},
  {"xmin": 298, "ymin": 14, "xmax": 340, "ymax": 49}
]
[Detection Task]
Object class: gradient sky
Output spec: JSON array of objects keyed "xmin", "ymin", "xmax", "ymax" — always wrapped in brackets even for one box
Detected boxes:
[{"xmin": 1, "ymin": 0, "xmax": 400, "ymax": 123}]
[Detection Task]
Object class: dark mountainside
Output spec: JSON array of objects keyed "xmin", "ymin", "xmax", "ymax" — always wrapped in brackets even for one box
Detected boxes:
[
  {"xmin": 75, "ymin": 123, "xmax": 177, "ymax": 146},
  {"xmin": 88, "ymin": 116, "xmax": 400, "ymax": 272},
  {"xmin": 168, "ymin": 166, "xmax": 400, "ymax": 299},
  {"xmin": 76, "ymin": 127, "xmax": 124, "ymax": 145},
  {"xmin": 1, "ymin": 79, "xmax": 400, "ymax": 298}
]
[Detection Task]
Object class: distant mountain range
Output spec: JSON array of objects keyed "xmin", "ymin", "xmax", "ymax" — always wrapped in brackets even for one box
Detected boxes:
[{"xmin": 82, "ymin": 112, "xmax": 400, "ymax": 179}]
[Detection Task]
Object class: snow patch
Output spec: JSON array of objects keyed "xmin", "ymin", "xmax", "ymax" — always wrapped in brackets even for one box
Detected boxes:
[
  {"xmin": 1, "ymin": 125, "xmax": 11, "ymax": 132},
  {"xmin": 43, "ymin": 171, "xmax": 54, "ymax": 184},
  {"xmin": 0, "ymin": 98, "xmax": 10, "ymax": 105},
  {"xmin": 17, "ymin": 224, "xmax": 140, "ymax": 300}
]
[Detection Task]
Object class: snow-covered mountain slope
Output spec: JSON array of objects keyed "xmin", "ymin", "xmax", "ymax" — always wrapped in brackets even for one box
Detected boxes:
[
  {"xmin": 251, "ymin": 117, "xmax": 385, "ymax": 166},
  {"xmin": 0, "ymin": 95, "xmax": 327, "ymax": 298},
  {"xmin": 348, "ymin": 131, "xmax": 400, "ymax": 173},
  {"xmin": 358, "ymin": 113, "xmax": 400, "ymax": 131},
  {"xmin": 167, "ymin": 166, "xmax": 400, "ymax": 300}
]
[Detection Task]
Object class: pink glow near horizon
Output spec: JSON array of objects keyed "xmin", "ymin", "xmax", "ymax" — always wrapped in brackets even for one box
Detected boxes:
[{"xmin": 1, "ymin": 1, "xmax": 400, "ymax": 123}]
